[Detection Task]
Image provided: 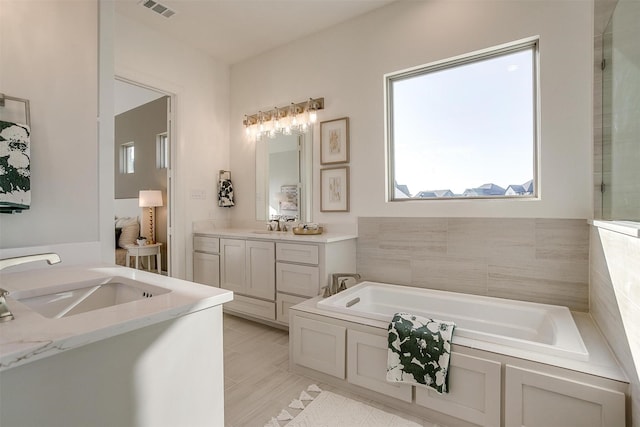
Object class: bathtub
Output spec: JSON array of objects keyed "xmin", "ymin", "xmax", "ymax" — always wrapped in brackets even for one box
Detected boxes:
[{"xmin": 316, "ymin": 281, "xmax": 589, "ymax": 361}]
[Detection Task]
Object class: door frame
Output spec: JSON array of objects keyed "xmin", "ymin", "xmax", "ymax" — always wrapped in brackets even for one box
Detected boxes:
[{"xmin": 114, "ymin": 76, "xmax": 176, "ymax": 277}]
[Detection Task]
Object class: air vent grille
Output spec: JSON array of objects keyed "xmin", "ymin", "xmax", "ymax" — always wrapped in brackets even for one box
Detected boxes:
[{"xmin": 139, "ymin": 0, "xmax": 176, "ymax": 18}]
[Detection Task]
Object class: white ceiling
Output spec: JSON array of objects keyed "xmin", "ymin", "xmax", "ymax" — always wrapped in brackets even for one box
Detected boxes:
[{"xmin": 114, "ymin": 0, "xmax": 396, "ymax": 65}]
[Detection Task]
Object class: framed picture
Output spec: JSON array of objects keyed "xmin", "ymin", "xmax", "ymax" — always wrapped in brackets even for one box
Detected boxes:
[
  {"xmin": 320, "ymin": 117, "xmax": 349, "ymax": 164},
  {"xmin": 279, "ymin": 185, "xmax": 298, "ymax": 212},
  {"xmin": 320, "ymin": 166, "xmax": 349, "ymax": 212}
]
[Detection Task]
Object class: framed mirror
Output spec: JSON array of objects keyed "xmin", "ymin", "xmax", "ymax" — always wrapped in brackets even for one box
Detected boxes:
[{"xmin": 256, "ymin": 129, "xmax": 312, "ymax": 222}]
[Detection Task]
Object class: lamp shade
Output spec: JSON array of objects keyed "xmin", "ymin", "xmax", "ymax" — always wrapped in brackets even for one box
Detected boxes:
[{"xmin": 139, "ymin": 190, "xmax": 163, "ymax": 208}]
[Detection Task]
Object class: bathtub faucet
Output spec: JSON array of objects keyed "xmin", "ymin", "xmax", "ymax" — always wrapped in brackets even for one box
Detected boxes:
[
  {"xmin": 0, "ymin": 253, "xmax": 62, "ymax": 322},
  {"xmin": 323, "ymin": 273, "xmax": 361, "ymax": 297}
]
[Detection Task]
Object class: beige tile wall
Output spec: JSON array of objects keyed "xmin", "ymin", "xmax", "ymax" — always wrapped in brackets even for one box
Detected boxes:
[
  {"xmin": 357, "ymin": 217, "xmax": 589, "ymax": 311},
  {"xmin": 590, "ymin": 226, "xmax": 640, "ymax": 424}
]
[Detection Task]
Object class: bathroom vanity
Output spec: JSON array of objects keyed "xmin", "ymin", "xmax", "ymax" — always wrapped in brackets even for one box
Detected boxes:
[
  {"xmin": 193, "ymin": 229, "xmax": 356, "ymax": 326},
  {"xmin": 0, "ymin": 264, "xmax": 232, "ymax": 427}
]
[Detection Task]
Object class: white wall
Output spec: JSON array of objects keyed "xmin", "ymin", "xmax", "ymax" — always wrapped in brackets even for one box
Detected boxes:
[
  {"xmin": 230, "ymin": 0, "xmax": 594, "ymax": 230},
  {"xmin": 0, "ymin": 1, "xmax": 100, "ymax": 254},
  {"xmin": 112, "ymin": 13, "xmax": 231, "ymax": 279}
]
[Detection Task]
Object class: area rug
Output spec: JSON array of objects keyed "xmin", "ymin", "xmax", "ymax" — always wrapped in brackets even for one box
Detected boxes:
[{"xmin": 265, "ymin": 384, "xmax": 422, "ymax": 427}]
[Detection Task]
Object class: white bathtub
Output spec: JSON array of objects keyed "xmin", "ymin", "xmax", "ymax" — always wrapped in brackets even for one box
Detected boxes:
[{"xmin": 316, "ymin": 281, "xmax": 589, "ymax": 361}]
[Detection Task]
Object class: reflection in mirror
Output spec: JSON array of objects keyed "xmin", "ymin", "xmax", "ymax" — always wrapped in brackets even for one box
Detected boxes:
[{"xmin": 256, "ymin": 129, "xmax": 312, "ymax": 223}]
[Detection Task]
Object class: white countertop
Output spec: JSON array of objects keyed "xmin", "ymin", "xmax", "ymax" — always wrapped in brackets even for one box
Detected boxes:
[
  {"xmin": 194, "ymin": 228, "xmax": 357, "ymax": 243},
  {"xmin": 0, "ymin": 264, "xmax": 233, "ymax": 372}
]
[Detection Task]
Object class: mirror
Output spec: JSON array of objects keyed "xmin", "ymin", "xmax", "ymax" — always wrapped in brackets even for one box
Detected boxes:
[{"xmin": 256, "ymin": 129, "xmax": 312, "ymax": 222}]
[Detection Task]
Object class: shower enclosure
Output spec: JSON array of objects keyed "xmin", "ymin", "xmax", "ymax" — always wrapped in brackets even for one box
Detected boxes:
[{"xmin": 601, "ymin": 0, "xmax": 640, "ymax": 221}]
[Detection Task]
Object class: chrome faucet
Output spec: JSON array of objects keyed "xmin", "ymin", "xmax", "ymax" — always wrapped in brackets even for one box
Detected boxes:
[
  {"xmin": 0, "ymin": 253, "xmax": 62, "ymax": 322},
  {"xmin": 322, "ymin": 273, "xmax": 361, "ymax": 297}
]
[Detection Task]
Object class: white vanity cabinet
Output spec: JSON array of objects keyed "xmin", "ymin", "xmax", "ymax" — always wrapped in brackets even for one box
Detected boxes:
[
  {"xmin": 276, "ymin": 239, "xmax": 356, "ymax": 325},
  {"xmin": 192, "ymin": 231, "xmax": 356, "ymax": 325},
  {"xmin": 193, "ymin": 235, "xmax": 220, "ymax": 287},
  {"xmin": 221, "ymin": 238, "xmax": 276, "ymax": 320},
  {"xmin": 276, "ymin": 242, "xmax": 319, "ymax": 324}
]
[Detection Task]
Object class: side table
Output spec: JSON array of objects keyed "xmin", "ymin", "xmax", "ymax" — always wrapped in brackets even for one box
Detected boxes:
[{"xmin": 126, "ymin": 243, "xmax": 162, "ymax": 274}]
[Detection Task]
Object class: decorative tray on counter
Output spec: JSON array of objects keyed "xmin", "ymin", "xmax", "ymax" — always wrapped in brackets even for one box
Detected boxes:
[{"xmin": 292, "ymin": 226, "xmax": 323, "ymax": 235}]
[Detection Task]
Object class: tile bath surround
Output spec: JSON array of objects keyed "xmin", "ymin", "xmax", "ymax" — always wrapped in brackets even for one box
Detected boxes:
[{"xmin": 357, "ymin": 217, "xmax": 589, "ymax": 311}]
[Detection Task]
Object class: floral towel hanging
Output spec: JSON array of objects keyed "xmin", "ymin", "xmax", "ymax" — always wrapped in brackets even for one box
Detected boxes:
[
  {"xmin": 218, "ymin": 178, "xmax": 234, "ymax": 207},
  {"xmin": 386, "ymin": 312, "xmax": 455, "ymax": 394},
  {"xmin": 0, "ymin": 120, "xmax": 31, "ymax": 213}
]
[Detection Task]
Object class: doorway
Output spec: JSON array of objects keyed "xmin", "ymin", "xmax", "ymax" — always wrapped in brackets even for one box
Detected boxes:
[{"xmin": 114, "ymin": 78, "xmax": 173, "ymax": 275}]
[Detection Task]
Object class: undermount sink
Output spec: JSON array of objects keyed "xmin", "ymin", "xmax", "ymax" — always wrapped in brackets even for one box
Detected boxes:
[
  {"xmin": 251, "ymin": 230, "xmax": 278, "ymax": 234},
  {"xmin": 13, "ymin": 277, "xmax": 171, "ymax": 319}
]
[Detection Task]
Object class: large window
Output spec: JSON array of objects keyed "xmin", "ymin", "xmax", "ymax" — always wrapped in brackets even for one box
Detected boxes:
[{"xmin": 386, "ymin": 39, "xmax": 538, "ymax": 200}]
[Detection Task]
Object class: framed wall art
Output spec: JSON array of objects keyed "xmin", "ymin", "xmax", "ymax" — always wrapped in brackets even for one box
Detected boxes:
[
  {"xmin": 320, "ymin": 117, "xmax": 349, "ymax": 165},
  {"xmin": 320, "ymin": 166, "xmax": 349, "ymax": 212}
]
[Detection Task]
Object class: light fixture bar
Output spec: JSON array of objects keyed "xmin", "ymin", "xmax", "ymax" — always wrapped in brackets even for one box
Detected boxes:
[{"xmin": 243, "ymin": 97, "xmax": 324, "ymax": 127}]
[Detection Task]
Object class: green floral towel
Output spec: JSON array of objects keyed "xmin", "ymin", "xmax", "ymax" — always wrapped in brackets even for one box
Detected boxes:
[
  {"xmin": 386, "ymin": 312, "xmax": 455, "ymax": 394},
  {"xmin": 0, "ymin": 120, "xmax": 31, "ymax": 213}
]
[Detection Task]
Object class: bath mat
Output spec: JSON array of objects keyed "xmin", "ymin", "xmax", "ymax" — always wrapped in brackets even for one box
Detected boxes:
[{"xmin": 265, "ymin": 384, "xmax": 422, "ymax": 427}]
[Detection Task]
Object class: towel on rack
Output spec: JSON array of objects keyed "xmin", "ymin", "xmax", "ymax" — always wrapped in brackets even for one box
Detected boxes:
[
  {"xmin": 0, "ymin": 120, "xmax": 31, "ymax": 213},
  {"xmin": 218, "ymin": 178, "xmax": 235, "ymax": 207},
  {"xmin": 386, "ymin": 312, "xmax": 455, "ymax": 394}
]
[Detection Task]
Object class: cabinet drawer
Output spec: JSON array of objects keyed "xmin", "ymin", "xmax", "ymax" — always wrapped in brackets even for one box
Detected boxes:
[
  {"xmin": 276, "ymin": 262, "xmax": 319, "ymax": 297},
  {"xmin": 347, "ymin": 330, "xmax": 412, "ymax": 402},
  {"xmin": 415, "ymin": 352, "xmax": 501, "ymax": 427},
  {"xmin": 276, "ymin": 243, "xmax": 319, "ymax": 264},
  {"xmin": 276, "ymin": 293, "xmax": 307, "ymax": 325},
  {"xmin": 224, "ymin": 294, "xmax": 276, "ymax": 321},
  {"xmin": 291, "ymin": 315, "xmax": 346, "ymax": 378},
  {"xmin": 194, "ymin": 236, "xmax": 220, "ymax": 253}
]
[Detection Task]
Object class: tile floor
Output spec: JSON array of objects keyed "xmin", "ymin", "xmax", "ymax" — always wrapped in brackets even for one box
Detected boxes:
[{"xmin": 223, "ymin": 314, "xmax": 440, "ymax": 427}]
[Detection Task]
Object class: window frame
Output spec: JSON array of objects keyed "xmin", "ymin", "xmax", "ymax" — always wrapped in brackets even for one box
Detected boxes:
[
  {"xmin": 120, "ymin": 142, "xmax": 135, "ymax": 174},
  {"xmin": 156, "ymin": 132, "xmax": 168, "ymax": 169},
  {"xmin": 384, "ymin": 37, "xmax": 540, "ymax": 202}
]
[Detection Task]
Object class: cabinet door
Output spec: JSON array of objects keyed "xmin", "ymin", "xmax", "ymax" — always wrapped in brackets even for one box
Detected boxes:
[
  {"xmin": 220, "ymin": 239, "xmax": 245, "ymax": 293},
  {"xmin": 415, "ymin": 352, "xmax": 501, "ymax": 427},
  {"xmin": 193, "ymin": 252, "xmax": 220, "ymax": 287},
  {"xmin": 504, "ymin": 365, "xmax": 625, "ymax": 427},
  {"xmin": 291, "ymin": 315, "xmax": 346, "ymax": 379},
  {"xmin": 347, "ymin": 329, "xmax": 412, "ymax": 402},
  {"xmin": 245, "ymin": 240, "xmax": 275, "ymax": 300}
]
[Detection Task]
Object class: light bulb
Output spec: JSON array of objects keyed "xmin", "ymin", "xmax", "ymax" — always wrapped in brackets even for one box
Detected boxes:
[{"xmin": 309, "ymin": 110, "xmax": 317, "ymax": 123}]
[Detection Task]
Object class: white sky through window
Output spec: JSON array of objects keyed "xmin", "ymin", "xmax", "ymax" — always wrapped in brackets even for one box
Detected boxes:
[{"xmin": 391, "ymin": 47, "xmax": 535, "ymax": 196}]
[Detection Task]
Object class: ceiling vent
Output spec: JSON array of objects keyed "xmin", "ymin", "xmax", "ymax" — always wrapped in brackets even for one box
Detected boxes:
[{"xmin": 139, "ymin": 0, "xmax": 176, "ymax": 18}]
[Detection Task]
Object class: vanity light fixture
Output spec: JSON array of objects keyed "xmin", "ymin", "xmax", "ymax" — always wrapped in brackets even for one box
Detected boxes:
[
  {"xmin": 244, "ymin": 97, "xmax": 324, "ymax": 141},
  {"xmin": 308, "ymin": 98, "xmax": 318, "ymax": 124}
]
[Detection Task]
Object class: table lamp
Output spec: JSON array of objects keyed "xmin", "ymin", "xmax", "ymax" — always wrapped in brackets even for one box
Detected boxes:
[{"xmin": 139, "ymin": 190, "xmax": 163, "ymax": 244}]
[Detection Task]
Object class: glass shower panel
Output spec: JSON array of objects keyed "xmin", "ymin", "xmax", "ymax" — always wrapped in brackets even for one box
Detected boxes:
[{"xmin": 601, "ymin": 0, "xmax": 640, "ymax": 221}]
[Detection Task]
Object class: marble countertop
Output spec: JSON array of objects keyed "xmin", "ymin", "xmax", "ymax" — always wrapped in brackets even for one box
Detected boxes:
[
  {"xmin": 0, "ymin": 264, "xmax": 233, "ymax": 372},
  {"xmin": 194, "ymin": 228, "xmax": 357, "ymax": 243}
]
